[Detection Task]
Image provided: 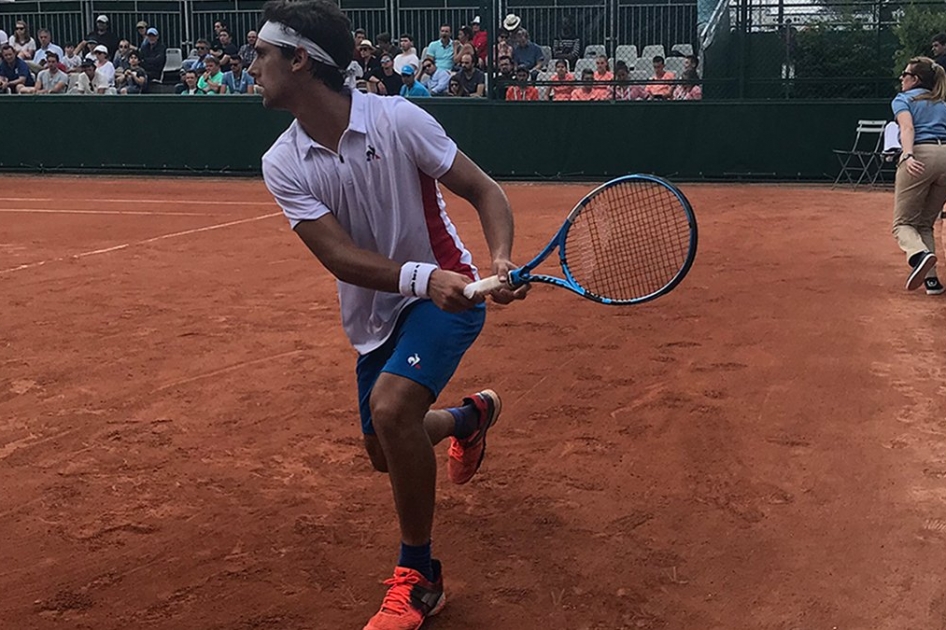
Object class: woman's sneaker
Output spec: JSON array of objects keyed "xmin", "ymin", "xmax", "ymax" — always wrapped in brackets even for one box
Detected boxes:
[{"xmin": 926, "ymin": 277, "xmax": 946, "ymax": 295}]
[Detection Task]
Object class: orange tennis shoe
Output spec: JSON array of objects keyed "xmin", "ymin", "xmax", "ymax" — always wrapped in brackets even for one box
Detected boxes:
[
  {"xmin": 447, "ymin": 389, "xmax": 502, "ymax": 485},
  {"xmin": 363, "ymin": 561, "xmax": 445, "ymax": 630}
]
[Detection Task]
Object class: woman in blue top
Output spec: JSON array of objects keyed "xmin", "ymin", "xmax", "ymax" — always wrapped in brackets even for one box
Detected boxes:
[{"xmin": 892, "ymin": 56, "xmax": 946, "ymax": 294}]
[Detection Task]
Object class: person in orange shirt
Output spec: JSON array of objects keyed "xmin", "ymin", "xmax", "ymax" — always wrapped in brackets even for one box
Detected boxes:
[
  {"xmin": 505, "ymin": 65, "xmax": 539, "ymax": 100},
  {"xmin": 571, "ymin": 68, "xmax": 608, "ymax": 100},
  {"xmin": 645, "ymin": 55, "xmax": 675, "ymax": 100},
  {"xmin": 592, "ymin": 54, "xmax": 613, "ymax": 100},
  {"xmin": 548, "ymin": 57, "xmax": 574, "ymax": 100}
]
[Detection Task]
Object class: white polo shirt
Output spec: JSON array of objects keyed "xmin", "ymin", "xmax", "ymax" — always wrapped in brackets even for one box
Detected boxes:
[{"xmin": 262, "ymin": 90, "xmax": 478, "ymax": 355}]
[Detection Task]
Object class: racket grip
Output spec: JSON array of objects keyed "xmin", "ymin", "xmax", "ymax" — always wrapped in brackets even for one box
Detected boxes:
[{"xmin": 463, "ymin": 275, "xmax": 506, "ymax": 299}]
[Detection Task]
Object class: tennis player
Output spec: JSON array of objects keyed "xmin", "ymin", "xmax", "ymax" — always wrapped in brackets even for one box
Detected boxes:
[
  {"xmin": 248, "ymin": 2, "xmax": 527, "ymax": 628},
  {"xmin": 893, "ymin": 56, "xmax": 946, "ymax": 294}
]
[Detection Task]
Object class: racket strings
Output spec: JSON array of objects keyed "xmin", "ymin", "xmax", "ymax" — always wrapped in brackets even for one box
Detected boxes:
[{"xmin": 564, "ymin": 181, "xmax": 692, "ymax": 301}]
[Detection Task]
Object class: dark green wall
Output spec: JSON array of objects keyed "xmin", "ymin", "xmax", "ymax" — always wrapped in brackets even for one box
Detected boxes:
[{"xmin": 0, "ymin": 96, "xmax": 891, "ymax": 180}]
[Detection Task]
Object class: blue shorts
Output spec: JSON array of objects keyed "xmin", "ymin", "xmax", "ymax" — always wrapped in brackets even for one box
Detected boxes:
[{"xmin": 356, "ymin": 300, "xmax": 486, "ymax": 435}]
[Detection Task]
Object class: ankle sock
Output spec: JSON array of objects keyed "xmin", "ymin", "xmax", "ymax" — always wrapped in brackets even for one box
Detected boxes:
[
  {"xmin": 398, "ymin": 541, "xmax": 434, "ymax": 582},
  {"xmin": 447, "ymin": 401, "xmax": 479, "ymax": 440}
]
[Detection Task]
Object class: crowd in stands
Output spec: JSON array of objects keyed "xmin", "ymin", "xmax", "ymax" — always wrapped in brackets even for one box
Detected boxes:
[{"xmin": 0, "ymin": 12, "xmax": 702, "ymax": 100}]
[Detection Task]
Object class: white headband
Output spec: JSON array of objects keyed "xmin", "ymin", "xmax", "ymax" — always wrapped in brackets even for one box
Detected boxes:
[{"xmin": 257, "ymin": 20, "xmax": 338, "ymax": 68}]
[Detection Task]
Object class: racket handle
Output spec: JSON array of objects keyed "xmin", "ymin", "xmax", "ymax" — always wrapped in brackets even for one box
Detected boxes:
[{"xmin": 463, "ymin": 275, "xmax": 506, "ymax": 299}]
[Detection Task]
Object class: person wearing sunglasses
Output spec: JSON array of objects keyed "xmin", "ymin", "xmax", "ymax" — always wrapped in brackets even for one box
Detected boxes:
[
  {"xmin": 417, "ymin": 55, "xmax": 449, "ymax": 95},
  {"xmin": 183, "ymin": 38, "xmax": 211, "ymax": 72},
  {"xmin": 892, "ymin": 57, "xmax": 946, "ymax": 294}
]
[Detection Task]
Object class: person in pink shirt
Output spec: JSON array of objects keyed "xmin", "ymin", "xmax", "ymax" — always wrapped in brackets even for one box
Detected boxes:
[
  {"xmin": 548, "ymin": 57, "xmax": 574, "ymax": 100},
  {"xmin": 672, "ymin": 55, "xmax": 703, "ymax": 100},
  {"xmin": 613, "ymin": 60, "xmax": 645, "ymax": 100},
  {"xmin": 592, "ymin": 54, "xmax": 613, "ymax": 100},
  {"xmin": 571, "ymin": 68, "xmax": 608, "ymax": 100},
  {"xmin": 645, "ymin": 55, "xmax": 675, "ymax": 100},
  {"xmin": 505, "ymin": 65, "xmax": 539, "ymax": 100}
]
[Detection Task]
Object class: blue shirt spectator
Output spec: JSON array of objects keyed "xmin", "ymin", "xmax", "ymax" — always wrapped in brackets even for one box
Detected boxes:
[
  {"xmin": 0, "ymin": 46, "xmax": 34, "ymax": 92},
  {"xmin": 426, "ymin": 26, "xmax": 456, "ymax": 72},
  {"xmin": 399, "ymin": 65, "xmax": 430, "ymax": 97},
  {"xmin": 512, "ymin": 30, "xmax": 544, "ymax": 73},
  {"xmin": 222, "ymin": 59, "xmax": 255, "ymax": 94},
  {"xmin": 418, "ymin": 57, "xmax": 450, "ymax": 95},
  {"xmin": 892, "ymin": 87, "xmax": 946, "ymax": 143}
]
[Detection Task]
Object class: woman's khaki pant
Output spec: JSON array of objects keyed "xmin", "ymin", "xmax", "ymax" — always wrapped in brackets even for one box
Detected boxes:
[{"xmin": 893, "ymin": 143, "xmax": 946, "ymax": 276}]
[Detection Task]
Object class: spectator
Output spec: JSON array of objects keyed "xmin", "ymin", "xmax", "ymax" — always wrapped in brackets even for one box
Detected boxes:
[
  {"xmin": 779, "ymin": 18, "xmax": 797, "ymax": 80},
  {"xmin": 68, "ymin": 58, "xmax": 97, "ymax": 94},
  {"xmin": 673, "ymin": 61, "xmax": 702, "ymax": 100},
  {"xmin": 93, "ymin": 44, "xmax": 116, "ymax": 93},
  {"xmin": 134, "ymin": 21, "xmax": 148, "ymax": 48},
  {"xmin": 20, "ymin": 50, "xmax": 67, "ymax": 93},
  {"xmin": 570, "ymin": 68, "xmax": 607, "ymax": 100},
  {"xmin": 512, "ymin": 29, "xmax": 544, "ymax": 77},
  {"xmin": 447, "ymin": 75, "xmax": 463, "ymax": 97},
  {"xmin": 119, "ymin": 51, "xmax": 149, "ymax": 94},
  {"xmin": 399, "ymin": 64, "xmax": 429, "ymax": 97},
  {"xmin": 212, "ymin": 30, "xmax": 239, "ymax": 72},
  {"xmin": 592, "ymin": 54, "xmax": 613, "ymax": 99},
  {"xmin": 426, "ymin": 25, "xmax": 456, "ymax": 72},
  {"xmin": 62, "ymin": 44, "xmax": 82, "ymax": 71},
  {"xmin": 113, "ymin": 39, "xmax": 133, "ymax": 71},
  {"xmin": 211, "ymin": 20, "xmax": 228, "ymax": 48},
  {"xmin": 368, "ymin": 53, "xmax": 402, "ymax": 95},
  {"xmin": 0, "ymin": 27, "xmax": 7, "ymax": 46},
  {"xmin": 418, "ymin": 56, "xmax": 450, "ymax": 95},
  {"xmin": 374, "ymin": 32, "xmax": 397, "ymax": 59},
  {"xmin": 86, "ymin": 15, "xmax": 118, "ymax": 57},
  {"xmin": 239, "ymin": 30, "xmax": 258, "ymax": 66},
  {"xmin": 355, "ymin": 39, "xmax": 380, "ymax": 77},
  {"xmin": 932, "ymin": 33, "xmax": 946, "ymax": 68},
  {"xmin": 456, "ymin": 52, "xmax": 485, "ymax": 97},
  {"xmin": 178, "ymin": 69, "xmax": 205, "ymax": 95},
  {"xmin": 502, "ymin": 14, "xmax": 521, "ymax": 39},
  {"xmin": 222, "ymin": 55, "xmax": 255, "ymax": 94},
  {"xmin": 613, "ymin": 61, "xmax": 644, "ymax": 100},
  {"xmin": 184, "ymin": 39, "xmax": 212, "ymax": 72},
  {"xmin": 393, "ymin": 34, "xmax": 418, "ymax": 74},
  {"xmin": 31, "ymin": 28, "xmax": 64, "ymax": 71},
  {"xmin": 78, "ymin": 37, "xmax": 98, "ymax": 61},
  {"xmin": 493, "ymin": 54, "xmax": 515, "ymax": 99},
  {"xmin": 139, "ymin": 28, "xmax": 166, "ymax": 82},
  {"xmin": 453, "ymin": 26, "xmax": 475, "ymax": 70},
  {"xmin": 471, "ymin": 16, "xmax": 487, "ymax": 67},
  {"xmin": 645, "ymin": 55, "xmax": 675, "ymax": 100},
  {"xmin": 552, "ymin": 16, "xmax": 581, "ymax": 69},
  {"xmin": 11, "ymin": 21, "xmax": 36, "ymax": 61},
  {"xmin": 494, "ymin": 31, "xmax": 513, "ymax": 66},
  {"xmin": 352, "ymin": 27, "xmax": 366, "ymax": 59},
  {"xmin": 197, "ymin": 55, "xmax": 227, "ymax": 94},
  {"xmin": 549, "ymin": 58, "xmax": 574, "ymax": 101},
  {"xmin": 506, "ymin": 65, "xmax": 539, "ymax": 100}
]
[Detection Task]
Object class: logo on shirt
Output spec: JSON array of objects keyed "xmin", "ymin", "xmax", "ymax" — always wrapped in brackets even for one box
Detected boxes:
[
  {"xmin": 407, "ymin": 353, "xmax": 421, "ymax": 369},
  {"xmin": 366, "ymin": 144, "xmax": 381, "ymax": 161}
]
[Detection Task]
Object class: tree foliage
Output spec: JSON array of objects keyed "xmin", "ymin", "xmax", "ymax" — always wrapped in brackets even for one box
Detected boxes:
[{"xmin": 893, "ymin": 2, "xmax": 946, "ymax": 73}]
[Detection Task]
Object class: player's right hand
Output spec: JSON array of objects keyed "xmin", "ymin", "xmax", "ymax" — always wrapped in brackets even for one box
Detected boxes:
[{"xmin": 428, "ymin": 269, "xmax": 479, "ymax": 312}]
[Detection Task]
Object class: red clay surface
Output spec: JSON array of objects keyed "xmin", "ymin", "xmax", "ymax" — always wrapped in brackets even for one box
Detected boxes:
[{"xmin": 2, "ymin": 176, "xmax": 946, "ymax": 630}]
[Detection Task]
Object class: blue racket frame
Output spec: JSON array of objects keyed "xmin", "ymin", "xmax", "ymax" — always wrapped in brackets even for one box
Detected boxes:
[{"xmin": 507, "ymin": 174, "xmax": 698, "ymax": 305}]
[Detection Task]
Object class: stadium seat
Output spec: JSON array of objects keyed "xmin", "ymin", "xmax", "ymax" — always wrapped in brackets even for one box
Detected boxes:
[
  {"xmin": 584, "ymin": 44, "xmax": 606, "ymax": 59},
  {"xmin": 536, "ymin": 70, "xmax": 553, "ymax": 100},
  {"xmin": 831, "ymin": 119, "xmax": 888, "ymax": 189},
  {"xmin": 665, "ymin": 57, "xmax": 686, "ymax": 75},
  {"xmin": 671, "ymin": 43, "xmax": 694, "ymax": 57},
  {"xmin": 573, "ymin": 58, "xmax": 595, "ymax": 75},
  {"xmin": 640, "ymin": 44, "xmax": 665, "ymax": 62},
  {"xmin": 630, "ymin": 68, "xmax": 651, "ymax": 82},
  {"xmin": 540, "ymin": 45, "xmax": 552, "ymax": 69},
  {"xmin": 159, "ymin": 48, "xmax": 184, "ymax": 84},
  {"xmin": 615, "ymin": 45, "xmax": 638, "ymax": 68}
]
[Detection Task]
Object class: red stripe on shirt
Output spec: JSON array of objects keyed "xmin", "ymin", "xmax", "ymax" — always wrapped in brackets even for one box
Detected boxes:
[{"xmin": 419, "ymin": 171, "xmax": 475, "ymax": 280}]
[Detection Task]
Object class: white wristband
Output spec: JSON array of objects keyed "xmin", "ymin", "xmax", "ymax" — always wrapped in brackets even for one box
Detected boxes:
[{"xmin": 398, "ymin": 262, "xmax": 438, "ymax": 299}]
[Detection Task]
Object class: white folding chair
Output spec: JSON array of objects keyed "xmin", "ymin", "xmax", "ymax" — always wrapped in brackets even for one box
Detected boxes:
[{"xmin": 832, "ymin": 119, "xmax": 888, "ymax": 189}]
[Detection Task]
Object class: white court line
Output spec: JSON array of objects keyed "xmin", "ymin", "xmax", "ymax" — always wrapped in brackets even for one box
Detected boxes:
[
  {"xmin": 0, "ymin": 197, "xmax": 273, "ymax": 206},
  {"xmin": 0, "ymin": 212, "xmax": 282, "ymax": 275},
  {"xmin": 0, "ymin": 208, "xmax": 213, "ymax": 217}
]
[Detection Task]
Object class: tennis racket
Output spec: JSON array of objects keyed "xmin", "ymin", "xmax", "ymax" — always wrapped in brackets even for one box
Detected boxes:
[{"xmin": 464, "ymin": 174, "xmax": 698, "ymax": 305}]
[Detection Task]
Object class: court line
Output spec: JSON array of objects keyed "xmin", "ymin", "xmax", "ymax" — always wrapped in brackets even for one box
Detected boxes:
[
  {"xmin": 154, "ymin": 349, "xmax": 306, "ymax": 392},
  {"xmin": 0, "ymin": 212, "xmax": 283, "ymax": 275},
  {"xmin": 0, "ymin": 197, "xmax": 274, "ymax": 206},
  {"xmin": 0, "ymin": 208, "xmax": 214, "ymax": 217}
]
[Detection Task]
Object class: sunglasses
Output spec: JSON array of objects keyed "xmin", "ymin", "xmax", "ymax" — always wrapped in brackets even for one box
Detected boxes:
[
  {"xmin": 196, "ymin": 46, "xmax": 207, "ymax": 50},
  {"xmin": 900, "ymin": 71, "xmax": 917, "ymax": 79}
]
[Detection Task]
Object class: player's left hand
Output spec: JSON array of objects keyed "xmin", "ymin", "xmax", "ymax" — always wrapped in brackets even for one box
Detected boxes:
[{"xmin": 490, "ymin": 258, "xmax": 529, "ymax": 304}]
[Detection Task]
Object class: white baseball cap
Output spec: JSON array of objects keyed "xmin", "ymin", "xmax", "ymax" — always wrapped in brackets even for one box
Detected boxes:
[
  {"xmin": 96, "ymin": 15, "xmax": 109, "ymax": 23},
  {"xmin": 93, "ymin": 44, "xmax": 108, "ymax": 53}
]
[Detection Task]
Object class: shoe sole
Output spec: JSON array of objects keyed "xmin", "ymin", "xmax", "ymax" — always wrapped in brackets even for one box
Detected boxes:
[
  {"xmin": 907, "ymin": 254, "xmax": 938, "ymax": 291},
  {"xmin": 928, "ymin": 287, "xmax": 946, "ymax": 295}
]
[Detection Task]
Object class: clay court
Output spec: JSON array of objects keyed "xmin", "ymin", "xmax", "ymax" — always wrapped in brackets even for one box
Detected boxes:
[{"xmin": 2, "ymin": 176, "xmax": 946, "ymax": 630}]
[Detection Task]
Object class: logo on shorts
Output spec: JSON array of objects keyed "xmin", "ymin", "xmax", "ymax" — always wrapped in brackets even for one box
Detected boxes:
[{"xmin": 407, "ymin": 353, "xmax": 421, "ymax": 369}]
